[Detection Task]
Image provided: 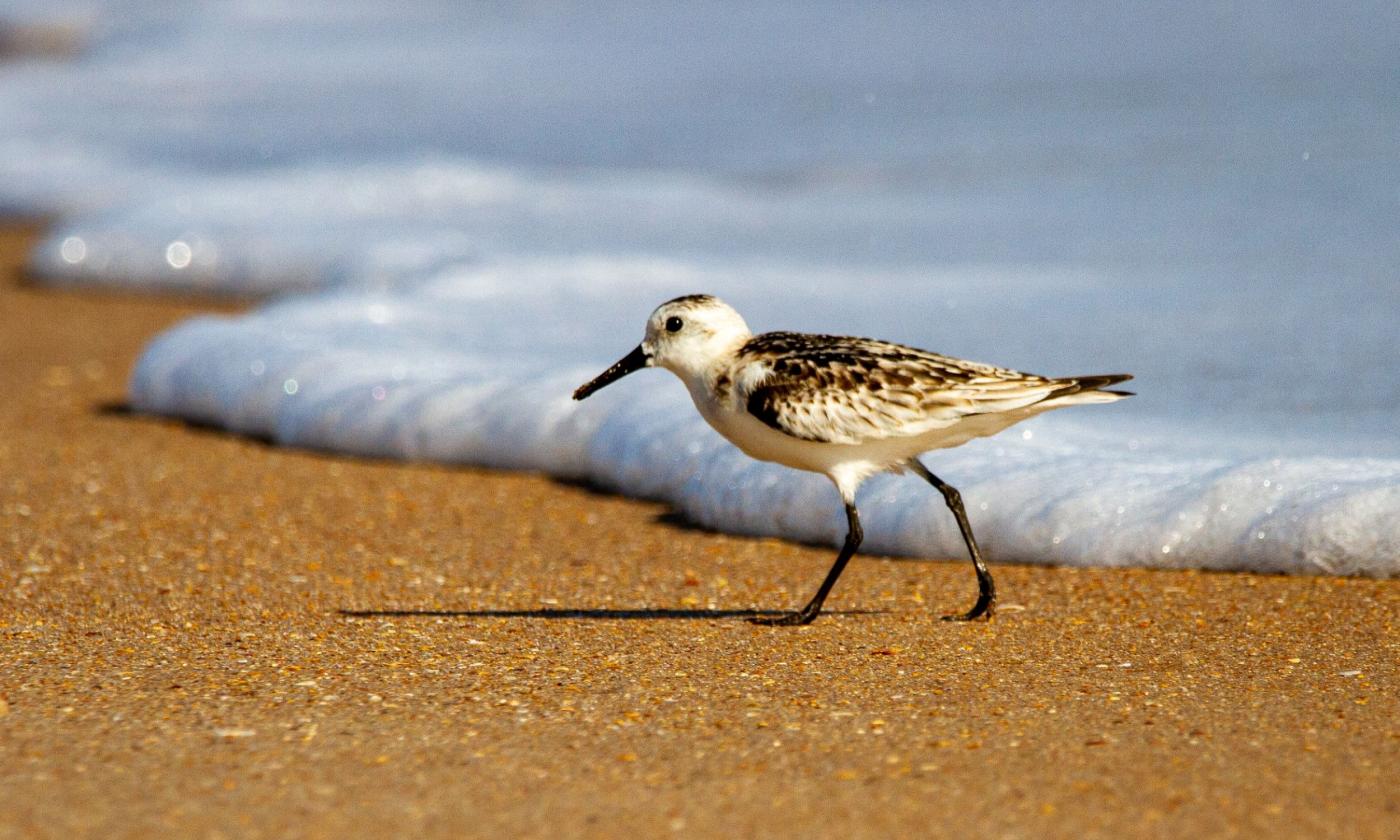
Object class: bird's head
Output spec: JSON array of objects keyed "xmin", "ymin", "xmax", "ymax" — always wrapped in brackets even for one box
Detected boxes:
[{"xmin": 572, "ymin": 294, "xmax": 751, "ymax": 400}]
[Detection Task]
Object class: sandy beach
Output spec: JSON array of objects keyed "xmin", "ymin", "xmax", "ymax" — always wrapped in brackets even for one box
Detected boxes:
[{"xmin": 0, "ymin": 221, "xmax": 1396, "ymax": 838}]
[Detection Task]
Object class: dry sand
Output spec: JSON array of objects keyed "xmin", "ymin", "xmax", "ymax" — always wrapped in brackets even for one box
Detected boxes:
[{"xmin": 0, "ymin": 221, "xmax": 1396, "ymax": 838}]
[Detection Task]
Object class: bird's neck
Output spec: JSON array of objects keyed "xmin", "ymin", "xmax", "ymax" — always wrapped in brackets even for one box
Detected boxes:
[{"xmin": 667, "ymin": 333, "xmax": 750, "ymax": 404}]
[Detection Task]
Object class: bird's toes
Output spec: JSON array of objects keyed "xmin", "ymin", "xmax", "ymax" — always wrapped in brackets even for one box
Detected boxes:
[
  {"xmin": 940, "ymin": 608, "xmax": 995, "ymax": 622},
  {"xmin": 748, "ymin": 611, "xmax": 814, "ymax": 627}
]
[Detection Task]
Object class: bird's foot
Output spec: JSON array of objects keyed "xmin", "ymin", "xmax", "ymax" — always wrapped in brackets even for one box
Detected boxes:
[
  {"xmin": 940, "ymin": 598, "xmax": 995, "ymax": 622},
  {"xmin": 749, "ymin": 609, "xmax": 818, "ymax": 626},
  {"xmin": 940, "ymin": 610, "xmax": 991, "ymax": 622},
  {"xmin": 939, "ymin": 574, "xmax": 996, "ymax": 622}
]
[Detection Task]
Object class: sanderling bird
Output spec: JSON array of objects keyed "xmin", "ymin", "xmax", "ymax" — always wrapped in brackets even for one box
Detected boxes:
[{"xmin": 573, "ymin": 295, "xmax": 1132, "ymax": 625}]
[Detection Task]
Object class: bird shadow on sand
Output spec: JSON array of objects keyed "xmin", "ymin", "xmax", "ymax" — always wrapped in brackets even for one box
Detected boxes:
[{"xmin": 338, "ymin": 607, "xmax": 886, "ymax": 621}]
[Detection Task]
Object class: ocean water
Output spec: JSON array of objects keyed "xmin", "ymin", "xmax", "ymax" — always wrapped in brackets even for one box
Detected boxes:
[{"xmin": 3, "ymin": 2, "xmax": 1397, "ymax": 575}]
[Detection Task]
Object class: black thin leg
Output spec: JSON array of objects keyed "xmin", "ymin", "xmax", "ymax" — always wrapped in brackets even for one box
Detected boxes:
[
  {"xmin": 751, "ymin": 501, "xmax": 863, "ymax": 626},
  {"xmin": 908, "ymin": 460, "xmax": 996, "ymax": 621}
]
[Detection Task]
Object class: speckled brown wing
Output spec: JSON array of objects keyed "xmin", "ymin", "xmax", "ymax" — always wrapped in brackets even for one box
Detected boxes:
[{"xmin": 735, "ymin": 332, "xmax": 1067, "ymax": 445}]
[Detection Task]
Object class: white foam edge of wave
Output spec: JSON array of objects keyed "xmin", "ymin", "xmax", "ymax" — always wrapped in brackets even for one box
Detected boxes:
[{"xmin": 130, "ymin": 314, "xmax": 1400, "ymax": 579}]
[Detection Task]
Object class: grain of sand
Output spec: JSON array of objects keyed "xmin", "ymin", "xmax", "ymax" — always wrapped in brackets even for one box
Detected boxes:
[{"xmin": 0, "ymin": 222, "xmax": 1396, "ymax": 838}]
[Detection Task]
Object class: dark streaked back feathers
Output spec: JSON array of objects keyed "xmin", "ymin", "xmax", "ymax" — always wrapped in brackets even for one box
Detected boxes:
[{"xmin": 735, "ymin": 332, "xmax": 1131, "ymax": 445}]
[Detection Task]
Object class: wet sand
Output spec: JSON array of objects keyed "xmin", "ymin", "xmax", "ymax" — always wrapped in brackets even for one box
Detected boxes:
[{"xmin": 0, "ymin": 221, "xmax": 1396, "ymax": 838}]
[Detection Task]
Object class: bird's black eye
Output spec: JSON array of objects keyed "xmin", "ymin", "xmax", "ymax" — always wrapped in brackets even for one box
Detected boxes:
[{"xmin": 665, "ymin": 316, "xmax": 684, "ymax": 333}]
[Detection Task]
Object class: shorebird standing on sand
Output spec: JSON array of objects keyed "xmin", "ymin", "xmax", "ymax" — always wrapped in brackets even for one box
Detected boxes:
[{"xmin": 573, "ymin": 295, "xmax": 1132, "ymax": 625}]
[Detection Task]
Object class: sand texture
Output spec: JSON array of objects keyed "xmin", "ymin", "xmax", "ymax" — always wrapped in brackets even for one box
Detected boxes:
[{"xmin": 0, "ymin": 222, "xmax": 1396, "ymax": 838}]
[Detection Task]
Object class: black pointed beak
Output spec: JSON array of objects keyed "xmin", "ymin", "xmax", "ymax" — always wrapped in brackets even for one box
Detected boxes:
[{"xmin": 572, "ymin": 344, "xmax": 652, "ymax": 400}]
